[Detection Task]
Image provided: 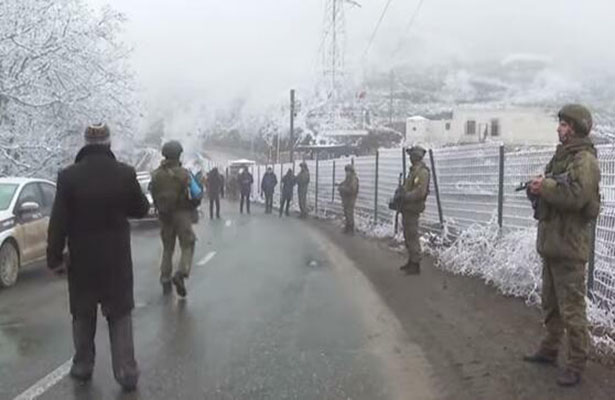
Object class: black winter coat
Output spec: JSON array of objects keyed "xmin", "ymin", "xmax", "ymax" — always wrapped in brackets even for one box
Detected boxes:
[
  {"xmin": 281, "ymin": 173, "xmax": 295, "ymax": 198},
  {"xmin": 261, "ymin": 172, "xmax": 278, "ymax": 194},
  {"xmin": 47, "ymin": 145, "xmax": 149, "ymax": 318}
]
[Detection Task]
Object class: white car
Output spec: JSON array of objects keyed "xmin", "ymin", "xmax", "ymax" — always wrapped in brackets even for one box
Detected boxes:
[
  {"xmin": 0, "ymin": 177, "xmax": 56, "ymax": 287},
  {"xmin": 136, "ymin": 171, "xmax": 158, "ymax": 221}
]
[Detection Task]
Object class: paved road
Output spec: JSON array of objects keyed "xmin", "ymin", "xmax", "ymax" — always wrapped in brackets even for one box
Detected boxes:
[{"xmin": 0, "ymin": 201, "xmax": 437, "ymax": 400}]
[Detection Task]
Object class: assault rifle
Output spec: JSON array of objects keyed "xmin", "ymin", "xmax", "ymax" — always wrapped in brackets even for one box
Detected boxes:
[
  {"xmin": 515, "ymin": 173, "xmax": 570, "ymax": 219},
  {"xmin": 389, "ymin": 173, "xmax": 404, "ymax": 232}
]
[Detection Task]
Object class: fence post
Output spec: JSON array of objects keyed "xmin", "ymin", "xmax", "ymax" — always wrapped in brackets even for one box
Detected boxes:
[
  {"xmin": 315, "ymin": 153, "xmax": 319, "ymax": 214},
  {"xmin": 588, "ymin": 221, "xmax": 597, "ymax": 298},
  {"xmin": 402, "ymin": 147, "xmax": 407, "ymax": 179},
  {"xmin": 332, "ymin": 160, "xmax": 336, "ymax": 202},
  {"xmin": 428, "ymin": 149, "xmax": 444, "ymax": 228},
  {"xmin": 374, "ymin": 150, "xmax": 379, "ymax": 224},
  {"xmin": 497, "ymin": 145, "xmax": 505, "ymax": 228},
  {"xmin": 257, "ymin": 165, "xmax": 261, "ymax": 197}
]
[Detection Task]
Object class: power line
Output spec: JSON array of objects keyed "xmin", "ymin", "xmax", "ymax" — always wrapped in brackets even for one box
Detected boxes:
[
  {"xmin": 393, "ymin": 0, "xmax": 426, "ymax": 56},
  {"xmin": 362, "ymin": 0, "xmax": 394, "ymax": 61}
]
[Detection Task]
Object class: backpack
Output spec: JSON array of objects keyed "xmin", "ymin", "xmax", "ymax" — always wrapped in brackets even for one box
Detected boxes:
[
  {"xmin": 151, "ymin": 167, "xmax": 186, "ymax": 215},
  {"xmin": 189, "ymin": 171, "xmax": 204, "ymax": 206}
]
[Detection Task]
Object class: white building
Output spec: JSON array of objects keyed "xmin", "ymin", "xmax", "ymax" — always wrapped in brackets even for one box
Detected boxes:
[{"xmin": 405, "ymin": 107, "xmax": 558, "ymax": 146}]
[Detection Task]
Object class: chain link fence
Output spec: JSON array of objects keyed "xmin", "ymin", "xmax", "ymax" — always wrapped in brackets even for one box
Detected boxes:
[{"xmin": 241, "ymin": 143, "xmax": 615, "ymax": 343}]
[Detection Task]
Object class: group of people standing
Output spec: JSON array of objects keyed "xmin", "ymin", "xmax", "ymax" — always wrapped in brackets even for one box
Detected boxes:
[{"xmin": 43, "ymin": 104, "xmax": 600, "ymax": 392}]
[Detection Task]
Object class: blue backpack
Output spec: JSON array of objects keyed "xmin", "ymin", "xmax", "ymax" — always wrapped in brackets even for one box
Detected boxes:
[{"xmin": 189, "ymin": 171, "xmax": 204, "ymax": 204}]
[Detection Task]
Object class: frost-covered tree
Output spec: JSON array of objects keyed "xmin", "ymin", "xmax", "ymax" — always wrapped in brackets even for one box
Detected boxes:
[{"xmin": 0, "ymin": 0, "xmax": 138, "ymax": 177}]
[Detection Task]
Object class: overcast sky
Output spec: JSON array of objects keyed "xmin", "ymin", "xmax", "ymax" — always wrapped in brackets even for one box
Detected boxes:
[{"xmin": 88, "ymin": 0, "xmax": 615, "ymax": 122}]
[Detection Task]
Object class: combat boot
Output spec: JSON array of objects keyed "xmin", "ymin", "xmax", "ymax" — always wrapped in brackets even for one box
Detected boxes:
[
  {"xmin": 557, "ymin": 369, "xmax": 581, "ymax": 387},
  {"xmin": 405, "ymin": 262, "xmax": 420, "ymax": 275},
  {"xmin": 523, "ymin": 349, "xmax": 557, "ymax": 365},
  {"xmin": 172, "ymin": 273, "xmax": 187, "ymax": 297},
  {"xmin": 162, "ymin": 281, "xmax": 172, "ymax": 295}
]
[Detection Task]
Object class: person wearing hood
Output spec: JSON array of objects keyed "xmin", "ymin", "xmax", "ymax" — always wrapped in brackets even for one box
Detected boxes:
[
  {"xmin": 47, "ymin": 124, "xmax": 150, "ymax": 391},
  {"xmin": 261, "ymin": 167, "xmax": 278, "ymax": 214},
  {"xmin": 150, "ymin": 140, "xmax": 196, "ymax": 298},
  {"xmin": 338, "ymin": 164, "xmax": 359, "ymax": 233},
  {"xmin": 280, "ymin": 168, "xmax": 295, "ymax": 217},
  {"xmin": 523, "ymin": 104, "xmax": 601, "ymax": 387},
  {"xmin": 296, "ymin": 162, "xmax": 310, "ymax": 218}
]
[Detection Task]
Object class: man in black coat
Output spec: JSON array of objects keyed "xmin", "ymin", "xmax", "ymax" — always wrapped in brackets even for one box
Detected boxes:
[
  {"xmin": 47, "ymin": 124, "xmax": 150, "ymax": 391},
  {"xmin": 206, "ymin": 167, "xmax": 224, "ymax": 219},
  {"xmin": 260, "ymin": 167, "xmax": 278, "ymax": 214},
  {"xmin": 279, "ymin": 168, "xmax": 295, "ymax": 217},
  {"xmin": 238, "ymin": 168, "xmax": 254, "ymax": 214}
]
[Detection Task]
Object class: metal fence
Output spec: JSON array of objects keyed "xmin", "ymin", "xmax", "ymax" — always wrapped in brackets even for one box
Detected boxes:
[{"xmin": 245, "ymin": 143, "xmax": 615, "ymax": 317}]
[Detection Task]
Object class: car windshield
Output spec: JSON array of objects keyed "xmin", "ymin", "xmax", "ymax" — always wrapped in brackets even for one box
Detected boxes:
[{"xmin": 0, "ymin": 184, "xmax": 18, "ymax": 211}]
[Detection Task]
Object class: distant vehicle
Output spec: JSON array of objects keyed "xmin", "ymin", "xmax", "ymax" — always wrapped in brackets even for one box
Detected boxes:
[
  {"xmin": 135, "ymin": 171, "xmax": 158, "ymax": 222},
  {"xmin": 0, "ymin": 177, "xmax": 57, "ymax": 287}
]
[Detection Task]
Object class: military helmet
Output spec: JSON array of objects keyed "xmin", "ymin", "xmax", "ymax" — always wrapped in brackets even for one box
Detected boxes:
[
  {"xmin": 558, "ymin": 104, "xmax": 593, "ymax": 136},
  {"xmin": 406, "ymin": 145, "xmax": 426, "ymax": 159},
  {"xmin": 344, "ymin": 164, "xmax": 354, "ymax": 172},
  {"xmin": 161, "ymin": 140, "xmax": 183, "ymax": 159}
]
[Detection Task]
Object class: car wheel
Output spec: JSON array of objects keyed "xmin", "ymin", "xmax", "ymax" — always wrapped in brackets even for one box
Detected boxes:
[{"xmin": 0, "ymin": 241, "xmax": 20, "ymax": 288}]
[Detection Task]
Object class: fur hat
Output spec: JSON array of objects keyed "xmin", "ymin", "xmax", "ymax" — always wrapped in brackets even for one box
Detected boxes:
[{"xmin": 84, "ymin": 124, "xmax": 111, "ymax": 145}]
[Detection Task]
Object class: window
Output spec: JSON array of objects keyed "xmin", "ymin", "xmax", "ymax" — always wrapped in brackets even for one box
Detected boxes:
[
  {"xmin": 491, "ymin": 119, "xmax": 500, "ymax": 136},
  {"xmin": 445, "ymin": 122, "xmax": 451, "ymax": 130},
  {"xmin": 465, "ymin": 120, "xmax": 476, "ymax": 135},
  {"xmin": 0, "ymin": 184, "xmax": 18, "ymax": 211},
  {"xmin": 38, "ymin": 183, "xmax": 56, "ymax": 216},
  {"xmin": 17, "ymin": 183, "xmax": 43, "ymax": 207}
]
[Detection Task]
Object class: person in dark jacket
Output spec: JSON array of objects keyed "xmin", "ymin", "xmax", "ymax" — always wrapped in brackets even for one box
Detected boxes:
[
  {"xmin": 238, "ymin": 168, "xmax": 254, "ymax": 214},
  {"xmin": 206, "ymin": 167, "xmax": 224, "ymax": 219},
  {"xmin": 47, "ymin": 124, "xmax": 149, "ymax": 391},
  {"xmin": 280, "ymin": 168, "xmax": 295, "ymax": 217},
  {"xmin": 261, "ymin": 167, "xmax": 278, "ymax": 214}
]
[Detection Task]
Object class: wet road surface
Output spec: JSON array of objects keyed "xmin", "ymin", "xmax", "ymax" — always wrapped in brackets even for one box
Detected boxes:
[{"xmin": 0, "ymin": 201, "xmax": 437, "ymax": 400}]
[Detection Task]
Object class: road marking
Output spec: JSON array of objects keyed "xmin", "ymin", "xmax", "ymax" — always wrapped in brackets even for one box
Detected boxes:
[
  {"xmin": 225, "ymin": 220, "xmax": 232, "ymax": 227},
  {"xmin": 13, "ymin": 359, "xmax": 72, "ymax": 400},
  {"xmin": 197, "ymin": 251, "xmax": 217, "ymax": 266}
]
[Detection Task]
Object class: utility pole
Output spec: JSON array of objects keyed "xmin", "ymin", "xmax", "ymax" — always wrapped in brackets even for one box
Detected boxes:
[
  {"xmin": 290, "ymin": 89, "xmax": 295, "ymax": 163},
  {"xmin": 389, "ymin": 70, "xmax": 394, "ymax": 125}
]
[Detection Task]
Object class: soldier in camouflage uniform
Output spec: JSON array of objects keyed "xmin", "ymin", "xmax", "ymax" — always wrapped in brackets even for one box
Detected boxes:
[
  {"xmin": 400, "ymin": 146, "xmax": 430, "ymax": 275},
  {"xmin": 338, "ymin": 164, "xmax": 359, "ymax": 234},
  {"xmin": 524, "ymin": 104, "xmax": 601, "ymax": 387},
  {"xmin": 296, "ymin": 162, "xmax": 310, "ymax": 218},
  {"xmin": 150, "ymin": 141, "xmax": 196, "ymax": 297}
]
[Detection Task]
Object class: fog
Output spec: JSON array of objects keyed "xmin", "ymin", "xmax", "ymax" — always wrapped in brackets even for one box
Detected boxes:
[{"xmin": 89, "ymin": 0, "xmax": 615, "ymax": 137}]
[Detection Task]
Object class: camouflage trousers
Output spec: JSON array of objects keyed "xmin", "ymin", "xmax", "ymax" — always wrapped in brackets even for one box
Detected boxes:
[
  {"xmin": 539, "ymin": 258, "xmax": 590, "ymax": 373},
  {"xmin": 298, "ymin": 187, "xmax": 309, "ymax": 217},
  {"xmin": 402, "ymin": 212, "xmax": 421, "ymax": 264},
  {"xmin": 159, "ymin": 211, "xmax": 196, "ymax": 283},
  {"xmin": 342, "ymin": 198, "xmax": 356, "ymax": 232}
]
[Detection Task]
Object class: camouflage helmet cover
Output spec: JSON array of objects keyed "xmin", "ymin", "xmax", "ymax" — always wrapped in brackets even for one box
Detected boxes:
[
  {"xmin": 558, "ymin": 104, "xmax": 593, "ymax": 136},
  {"xmin": 161, "ymin": 140, "xmax": 183, "ymax": 159},
  {"xmin": 344, "ymin": 164, "xmax": 354, "ymax": 172}
]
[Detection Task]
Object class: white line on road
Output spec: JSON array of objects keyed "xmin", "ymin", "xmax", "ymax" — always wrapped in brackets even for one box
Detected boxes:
[
  {"xmin": 197, "ymin": 251, "xmax": 217, "ymax": 266},
  {"xmin": 13, "ymin": 359, "xmax": 72, "ymax": 400}
]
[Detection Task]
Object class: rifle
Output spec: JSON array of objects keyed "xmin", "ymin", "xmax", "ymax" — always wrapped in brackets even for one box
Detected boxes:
[
  {"xmin": 393, "ymin": 173, "xmax": 403, "ymax": 233},
  {"xmin": 516, "ymin": 173, "xmax": 570, "ymax": 219}
]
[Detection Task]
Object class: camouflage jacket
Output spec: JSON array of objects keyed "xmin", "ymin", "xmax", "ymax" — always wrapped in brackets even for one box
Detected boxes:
[
  {"xmin": 338, "ymin": 172, "xmax": 359, "ymax": 202},
  {"xmin": 296, "ymin": 169, "xmax": 310, "ymax": 189},
  {"xmin": 150, "ymin": 159, "xmax": 192, "ymax": 214},
  {"xmin": 402, "ymin": 161, "xmax": 430, "ymax": 214},
  {"xmin": 537, "ymin": 137, "xmax": 601, "ymax": 262}
]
